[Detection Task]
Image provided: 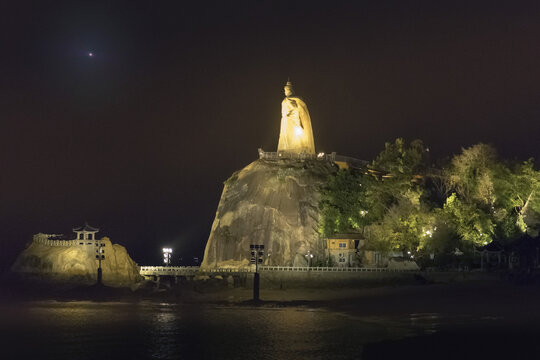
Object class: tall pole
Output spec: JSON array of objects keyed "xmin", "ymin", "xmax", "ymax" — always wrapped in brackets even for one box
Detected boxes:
[
  {"xmin": 97, "ymin": 239, "xmax": 103, "ymax": 285},
  {"xmin": 253, "ymin": 271, "xmax": 260, "ymax": 301},
  {"xmin": 97, "ymin": 257, "xmax": 103, "ymax": 285},
  {"xmin": 250, "ymin": 244, "xmax": 264, "ymax": 301}
]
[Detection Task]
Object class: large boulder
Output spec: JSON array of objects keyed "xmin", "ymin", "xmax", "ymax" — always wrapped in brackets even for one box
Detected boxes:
[
  {"xmin": 202, "ymin": 158, "xmax": 335, "ymax": 268},
  {"xmin": 11, "ymin": 237, "xmax": 142, "ymax": 287}
]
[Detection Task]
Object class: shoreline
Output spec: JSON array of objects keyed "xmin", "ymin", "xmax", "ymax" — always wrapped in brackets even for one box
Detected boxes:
[{"xmin": 4, "ymin": 275, "xmax": 540, "ymax": 321}]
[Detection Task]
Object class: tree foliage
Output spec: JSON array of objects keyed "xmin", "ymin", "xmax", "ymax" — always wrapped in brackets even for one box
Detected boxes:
[
  {"xmin": 372, "ymin": 138, "xmax": 428, "ymax": 176},
  {"xmin": 318, "ymin": 138, "xmax": 540, "ymax": 262},
  {"xmin": 318, "ymin": 170, "xmax": 370, "ymax": 237},
  {"xmin": 444, "ymin": 143, "xmax": 498, "ymax": 206},
  {"xmin": 443, "ymin": 193, "xmax": 494, "ymax": 246}
]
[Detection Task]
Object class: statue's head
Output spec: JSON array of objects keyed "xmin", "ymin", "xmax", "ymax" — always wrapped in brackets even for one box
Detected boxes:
[{"xmin": 284, "ymin": 79, "xmax": 294, "ymax": 97}]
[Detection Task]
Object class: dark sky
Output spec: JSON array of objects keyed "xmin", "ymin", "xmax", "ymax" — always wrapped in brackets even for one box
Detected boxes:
[{"xmin": 1, "ymin": 0, "xmax": 539, "ymax": 269}]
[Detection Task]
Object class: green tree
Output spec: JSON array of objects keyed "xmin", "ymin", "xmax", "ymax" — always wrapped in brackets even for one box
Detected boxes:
[
  {"xmin": 372, "ymin": 138, "xmax": 428, "ymax": 176},
  {"xmin": 493, "ymin": 159, "xmax": 540, "ymax": 236},
  {"xmin": 444, "ymin": 144, "xmax": 540, "ymax": 241},
  {"xmin": 319, "ymin": 139, "xmax": 540, "ymax": 263},
  {"xmin": 318, "ymin": 170, "xmax": 371, "ymax": 237},
  {"xmin": 443, "ymin": 193, "xmax": 494, "ymax": 246},
  {"xmin": 379, "ymin": 199, "xmax": 435, "ymax": 253},
  {"xmin": 367, "ymin": 138, "xmax": 429, "ymax": 219},
  {"xmin": 444, "ymin": 143, "xmax": 497, "ymax": 206}
]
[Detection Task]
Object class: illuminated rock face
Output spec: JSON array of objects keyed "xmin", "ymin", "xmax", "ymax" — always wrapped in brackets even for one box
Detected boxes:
[
  {"xmin": 11, "ymin": 238, "xmax": 142, "ymax": 287},
  {"xmin": 202, "ymin": 159, "xmax": 335, "ymax": 268},
  {"xmin": 277, "ymin": 81, "xmax": 315, "ymax": 155}
]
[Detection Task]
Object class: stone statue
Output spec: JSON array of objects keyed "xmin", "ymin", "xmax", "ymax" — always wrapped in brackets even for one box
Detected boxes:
[{"xmin": 277, "ymin": 80, "xmax": 315, "ymax": 154}]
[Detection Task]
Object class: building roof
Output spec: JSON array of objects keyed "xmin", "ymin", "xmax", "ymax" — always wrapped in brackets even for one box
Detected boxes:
[
  {"xmin": 333, "ymin": 155, "xmax": 369, "ymax": 170},
  {"xmin": 73, "ymin": 222, "xmax": 99, "ymax": 232},
  {"xmin": 477, "ymin": 241, "xmax": 504, "ymax": 252},
  {"xmin": 327, "ymin": 233, "xmax": 364, "ymax": 240},
  {"xmin": 507, "ymin": 234, "xmax": 540, "ymax": 252}
]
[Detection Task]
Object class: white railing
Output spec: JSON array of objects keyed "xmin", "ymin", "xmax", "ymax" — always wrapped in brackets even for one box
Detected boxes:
[
  {"xmin": 139, "ymin": 265, "xmax": 419, "ymax": 275},
  {"xmin": 32, "ymin": 234, "xmax": 108, "ymax": 248},
  {"xmin": 259, "ymin": 266, "xmax": 417, "ymax": 272},
  {"xmin": 139, "ymin": 266, "xmax": 255, "ymax": 275},
  {"xmin": 139, "ymin": 266, "xmax": 203, "ymax": 275},
  {"xmin": 258, "ymin": 148, "xmax": 336, "ymax": 162},
  {"xmin": 33, "ymin": 235, "xmax": 78, "ymax": 247}
]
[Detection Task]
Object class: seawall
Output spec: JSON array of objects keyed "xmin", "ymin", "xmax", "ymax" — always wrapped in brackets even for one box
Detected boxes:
[{"xmin": 252, "ymin": 270, "xmax": 494, "ymax": 289}]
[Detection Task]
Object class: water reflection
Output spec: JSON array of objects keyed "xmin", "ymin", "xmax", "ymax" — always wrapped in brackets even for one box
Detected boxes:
[{"xmin": 0, "ymin": 302, "xmax": 493, "ymax": 360}]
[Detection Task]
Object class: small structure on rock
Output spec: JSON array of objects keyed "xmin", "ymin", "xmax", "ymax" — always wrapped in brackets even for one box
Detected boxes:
[
  {"xmin": 73, "ymin": 222, "xmax": 99, "ymax": 241},
  {"xmin": 11, "ymin": 223, "xmax": 142, "ymax": 287}
]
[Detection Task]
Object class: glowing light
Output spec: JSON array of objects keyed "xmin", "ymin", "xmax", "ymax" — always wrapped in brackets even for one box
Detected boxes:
[
  {"xmin": 88, "ymin": 52, "xmax": 93, "ymax": 57},
  {"xmin": 278, "ymin": 80, "xmax": 315, "ymax": 155},
  {"xmin": 163, "ymin": 248, "xmax": 172, "ymax": 265},
  {"xmin": 422, "ymin": 227, "xmax": 434, "ymax": 238}
]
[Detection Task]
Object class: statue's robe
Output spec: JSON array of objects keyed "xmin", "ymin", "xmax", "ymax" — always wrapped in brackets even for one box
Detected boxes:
[{"xmin": 277, "ymin": 96, "xmax": 315, "ymax": 154}]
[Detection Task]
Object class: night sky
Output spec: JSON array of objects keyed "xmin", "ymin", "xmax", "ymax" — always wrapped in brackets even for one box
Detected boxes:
[{"xmin": 1, "ymin": 1, "xmax": 539, "ymax": 270}]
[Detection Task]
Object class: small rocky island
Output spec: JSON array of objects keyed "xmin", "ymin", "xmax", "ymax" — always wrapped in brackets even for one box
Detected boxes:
[{"xmin": 11, "ymin": 223, "xmax": 141, "ymax": 287}]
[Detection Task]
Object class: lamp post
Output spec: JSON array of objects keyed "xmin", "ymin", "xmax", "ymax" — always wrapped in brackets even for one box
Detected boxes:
[
  {"xmin": 305, "ymin": 250, "xmax": 313, "ymax": 268},
  {"xmin": 163, "ymin": 248, "xmax": 173, "ymax": 266},
  {"xmin": 250, "ymin": 244, "xmax": 264, "ymax": 301},
  {"xmin": 95, "ymin": 239, "xmax": 105, "ymax": 285}
]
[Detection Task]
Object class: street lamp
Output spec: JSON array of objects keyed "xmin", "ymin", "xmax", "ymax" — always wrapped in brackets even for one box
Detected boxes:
[
  {"xmin": 305, "ymin": 250, "xmax": 314, "ymax": 267},
  {"xmin": 163, "ymin": 248, "xmax": 173, "ymax": 266},
  {"xmin": 95, "ymin": 238, "xmax": 105, "ymax": 285},
  {"xmin": 250, "ymin": 244, "xmax": 264, "ymax": 301}
]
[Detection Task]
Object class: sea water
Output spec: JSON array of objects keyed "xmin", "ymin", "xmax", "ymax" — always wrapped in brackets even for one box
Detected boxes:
[{"xmin": 0, "ymin": 301, "xmax": 537, "ymax": 360}]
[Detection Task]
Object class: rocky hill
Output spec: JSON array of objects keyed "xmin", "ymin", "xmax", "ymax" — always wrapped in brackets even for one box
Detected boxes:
[
  {"xmin": 202, "ymin": 158, "xmax": 336, "ymax": 268},
  {"xmin": 11, "ymin": 237, "xmax": 142, "ymax": 287}
]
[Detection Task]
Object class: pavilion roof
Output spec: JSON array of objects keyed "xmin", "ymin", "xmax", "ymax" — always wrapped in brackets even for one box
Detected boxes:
[{"xmin": 73, "ymin": 222, "xmax": 99, "ymax": 232}]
